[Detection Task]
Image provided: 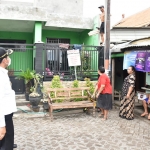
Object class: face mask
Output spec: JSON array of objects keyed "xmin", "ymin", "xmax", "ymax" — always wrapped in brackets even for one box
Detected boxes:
[{"xmin": 8, "ymin": 58, "xmax": 11, "ymax": 66}]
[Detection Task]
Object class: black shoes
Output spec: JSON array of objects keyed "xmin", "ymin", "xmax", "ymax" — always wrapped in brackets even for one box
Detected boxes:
[{"xmin": 13, "ymin": 144, "xmax": 17, "ymax": 148}]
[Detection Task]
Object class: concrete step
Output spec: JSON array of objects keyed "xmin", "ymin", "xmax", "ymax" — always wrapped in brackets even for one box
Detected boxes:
[
  {"xmin": 14, "ymin": 106, "xmax": 88, "ymax": 119},
  {"xmin": 15, "ymin": 94, "xmax": 44, "ymax": 106},
  {"xmin": 16, "ymin": 98, "xmax": 44, "ymax": 106},
  {"xmin": 16, "ymin": 98, "xmax": 29, "ymax": 106},
  {"xmin": 16, "ymin": 105, "xmax": 45, "ymax": 114},
  {"xmin": 15, "ymin": 94, "xmax": 25, "ymax": 100}
]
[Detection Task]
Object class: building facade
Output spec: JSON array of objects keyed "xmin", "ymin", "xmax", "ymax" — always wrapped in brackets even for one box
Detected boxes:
[{"xmin": 0, "ymin": 0, "xmax": 103, "ymax": 93}]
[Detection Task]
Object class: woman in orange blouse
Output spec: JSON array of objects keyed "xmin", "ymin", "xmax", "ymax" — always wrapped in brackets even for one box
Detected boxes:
[{"xmin": 93, "ymin": 66, "xmax": 112, "ymax": 120}]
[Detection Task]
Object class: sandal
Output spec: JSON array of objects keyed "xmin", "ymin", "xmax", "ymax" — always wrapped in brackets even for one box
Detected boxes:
[
  {"xmin": 102, "ymin": 117, "xmax": 107, "ymax": 121},
  {"xmin": 99, "ymin": 113, "xmax": 104, "ymax": 117},
  {"xmin": 148, "ymin": 114, "xmax": 150, "ymax": 120},
  {"xmin": 141, "ymin": 113, "xmax": 148, "ymax": 117}
]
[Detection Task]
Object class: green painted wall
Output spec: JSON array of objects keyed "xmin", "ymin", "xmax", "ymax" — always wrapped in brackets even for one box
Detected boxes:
[
  {"xmin": 111, "ymin": 53, "xmax": 124, "ymax": 58},
  {"xmin": 0, "ymin": 31, "xmax": 34, "ymax": 75},
  {"xmin": 34, "ymin": 22, "xmax": 43, "ymax": 69},
  {"xmin": 0, "ymin": 31, "xmax": 33, "ymax": 44},
  {"xmin": 42, "ymin": 30, "xmax": 81, "ymax": 44},
  {"xmin": 80, "ymin": 15, "xmax": 99, "ymax": 46},
  {"xmin": 34, "ymin": 22, "xmax": 42, "ymax": 43},
  {"xmin": 8, "ymin": 50, "xmax": 33, "ymax": 76}
]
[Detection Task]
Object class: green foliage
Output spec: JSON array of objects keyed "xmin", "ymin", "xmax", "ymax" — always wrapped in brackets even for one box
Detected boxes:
[
  {"xmin": 84, "ymin": 78, "xmax": 94, "ymax": 95},
  {"xmin": 50, "ymin": 75, "xmax": 62, "ymax": 88},
  {"xmin": 72, "ymin": 80, "xmax": 79, "ymax": 88},
  {"xmin": 30, "ymin": 73, "xmax": 43, "ymax": 97},
  {"xmin": 72, "ymin": 80, "xmax": 82, "ymax": 102},
  {"xmin": 54, "ymin": 99, "xmax": 63, "ymax": 103},
  {"xmin": 15, "ymin": 69, "xmax": 35, "ymax": 93},
  {"xmin": 16, "ymin": 69, "xmax": 35, "ymax": 84},
  {"xmin": 74, "ymin": 98, "xmax": 82, "ymax": 102},
  {"xmin": 50, "ymin": 76, "xmax": 63, "ymax": 103},
  {"xmin": 77, "ymin": 50, "xmax": 93, "ymax": 78}
]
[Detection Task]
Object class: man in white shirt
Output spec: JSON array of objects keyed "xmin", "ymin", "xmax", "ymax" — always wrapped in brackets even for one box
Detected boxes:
[{"xmin": 0, "ymin": 47, "xmax": 17, "ymax": 150}]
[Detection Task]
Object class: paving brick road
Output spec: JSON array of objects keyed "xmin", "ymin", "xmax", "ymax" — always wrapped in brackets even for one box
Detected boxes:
[{"xmin": 13, "ymin": 109, "xmax": 150, "ymax": 150}]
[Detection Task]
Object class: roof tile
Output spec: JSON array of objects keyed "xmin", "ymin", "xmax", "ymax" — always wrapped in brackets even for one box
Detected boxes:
[{"xmin": 114, "ymin": 7, "xmax": 150, "ymax": 27}]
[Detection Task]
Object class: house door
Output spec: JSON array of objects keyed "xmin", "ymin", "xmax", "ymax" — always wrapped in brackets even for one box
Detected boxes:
[
  {"xmin": 135, "ymin": 71, "xmax": 146, "ymax": 92},
  {"xmin": 46, "ymin": 38, "xmax": 70, "ymax": 73}
]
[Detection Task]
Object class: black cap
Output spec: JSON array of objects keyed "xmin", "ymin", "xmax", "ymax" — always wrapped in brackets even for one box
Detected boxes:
[
  {"xmin": 98, "ymin": 5, "xmax": 104, "ymax": 8},
  {"xmin": 0, "ymin": 47, "xmax": 13, "ymax": 59}
]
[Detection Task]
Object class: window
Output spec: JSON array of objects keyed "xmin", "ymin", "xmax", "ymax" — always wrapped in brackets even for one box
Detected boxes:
[{"xmin": 47, "ymin": 38, "xmax": 70, "ymax": 44}]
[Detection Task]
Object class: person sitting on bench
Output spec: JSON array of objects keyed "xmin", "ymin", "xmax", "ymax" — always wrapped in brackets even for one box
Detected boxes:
[{"xmin": 141, "ymin": 94, "xmax": 150, "ymax": 120}]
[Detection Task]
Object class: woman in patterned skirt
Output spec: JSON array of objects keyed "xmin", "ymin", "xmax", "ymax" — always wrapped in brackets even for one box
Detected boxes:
[{"xmin": 119, "ymin": 66, "xmax": 136, "ymax": 120}]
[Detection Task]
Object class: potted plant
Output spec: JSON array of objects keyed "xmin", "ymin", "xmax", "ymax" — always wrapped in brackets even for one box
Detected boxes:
[
  {"xmin": 16, "ymin": 69, "xmax": 35, "ymax": 101},
  {"xmin": 29, "ymin": 73, "xmax": 43, "ymax": 110}
]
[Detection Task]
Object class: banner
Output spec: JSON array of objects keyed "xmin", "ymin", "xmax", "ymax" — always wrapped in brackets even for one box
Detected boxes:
[
  {"xmin": 123, "ymin": 51, "xmax": 137, "ymax": 70},
  {"xmin": 123, "ymin": 50, "xmax": 150, "ymax": 72}
]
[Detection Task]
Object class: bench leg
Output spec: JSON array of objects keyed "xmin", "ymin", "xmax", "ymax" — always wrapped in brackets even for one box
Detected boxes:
[
  {"xmin": 93, "ymin": 101, "xmax": 96, "ymax": 117},
  {"xmin": 49, "ymin": 104, "xmax": 53, "ymax": 121}
]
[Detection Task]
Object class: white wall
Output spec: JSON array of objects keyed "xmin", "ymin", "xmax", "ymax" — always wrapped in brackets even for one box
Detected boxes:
[
  {"xmin": 110, "ymin": 28, "xmax": 150, "ymax": 42},
  {"xmin": 0, "ymin": 0, "xmax": 94, "ymax": 30},
  {"xmin": 83, "ymin": 0, "xmax": 103, "ymax": 18}
]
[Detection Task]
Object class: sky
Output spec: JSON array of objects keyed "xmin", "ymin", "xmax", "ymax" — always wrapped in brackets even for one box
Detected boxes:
[{"xmin": 83, "ymin": 0, "xmax": 150, "ymax": 26}]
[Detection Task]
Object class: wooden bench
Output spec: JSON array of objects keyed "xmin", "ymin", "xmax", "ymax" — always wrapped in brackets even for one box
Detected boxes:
[{"xmin": 47, "ymin": 87, "xmax": 96, "ymax": 121}]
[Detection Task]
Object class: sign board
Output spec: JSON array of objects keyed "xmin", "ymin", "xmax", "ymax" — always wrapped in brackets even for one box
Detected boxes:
[
  {"xmin": 137, "ymin": 92, "xmax": 147, "ymax": 100},
  {"xmin": 67, "ymin": 50, "xmax": 81, "ymax": 67}
]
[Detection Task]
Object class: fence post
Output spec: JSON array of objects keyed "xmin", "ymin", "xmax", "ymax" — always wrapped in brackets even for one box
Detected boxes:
[{"xmin": 34, "ymin": 42, "xmax": 44, "ymax": 75}]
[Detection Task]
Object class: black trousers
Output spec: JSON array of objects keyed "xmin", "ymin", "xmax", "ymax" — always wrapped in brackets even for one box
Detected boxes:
[{"xmin": 0, "ymin": 113, "xmax": 14, "ymax": 150}]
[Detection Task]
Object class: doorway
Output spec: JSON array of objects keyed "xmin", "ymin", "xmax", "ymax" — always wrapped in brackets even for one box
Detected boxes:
[{"xmin": 135, "ymin": 71, "xmax": 146, "ymax": 92}]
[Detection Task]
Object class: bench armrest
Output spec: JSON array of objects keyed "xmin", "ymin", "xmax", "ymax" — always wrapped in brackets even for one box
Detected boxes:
[
  {"xmin": 87, "ymin": 91, "xmax": 96, "ymax": 102},
  {"xmin": 48, "ymin": 93, "xmax": 53, "ymax": 104}
]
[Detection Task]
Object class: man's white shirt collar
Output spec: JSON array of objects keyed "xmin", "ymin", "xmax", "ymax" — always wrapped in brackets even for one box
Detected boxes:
[{"xmin": 0, "ymin": 66, "xmax": 8, "ymax": 74}]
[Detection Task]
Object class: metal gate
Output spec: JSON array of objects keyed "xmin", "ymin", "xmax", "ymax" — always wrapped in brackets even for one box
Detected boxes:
[{"xmin": 43, "ymin": 44, "xmax": 104, "ymax": 81}]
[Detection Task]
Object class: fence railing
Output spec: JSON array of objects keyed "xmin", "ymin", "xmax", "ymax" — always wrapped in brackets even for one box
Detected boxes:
[
  {"xmin": 0, "ymin": 43, "xmax": 104, "ymax": 81},
  {"xmin": 0, "ymin": 43, "xmax": 35, "ymax": 76},
  {"xmin": 43, "ymin": 44, "xmax": 104, "ymax": 81}
]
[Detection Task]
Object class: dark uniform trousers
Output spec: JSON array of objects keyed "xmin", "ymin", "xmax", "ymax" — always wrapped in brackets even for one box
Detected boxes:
[{"xmin": 0, "ymin": 113, "xmax": 14, "ymax": 150}]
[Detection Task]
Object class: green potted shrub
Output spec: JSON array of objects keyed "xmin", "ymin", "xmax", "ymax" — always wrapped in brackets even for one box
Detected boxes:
[
  {"xmin": 16, "ymin": 69, "xmax": 35, "ymax": 101},
  {"xmin": 72, "ymin": 80, "xmax": 82, "ymax": 102},
  {"xmin": 50, "ymin": 75, "xmax": 63, "ymax": 103},
  {"xmin": 29, "ymin": 73, "xmax": 43, "ymax": 109}
]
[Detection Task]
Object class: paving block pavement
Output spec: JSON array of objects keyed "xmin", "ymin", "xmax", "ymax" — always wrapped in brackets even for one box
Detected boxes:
[{"xmin": 13, "ymin": 109, "xmax": 150, "ymax": 150}]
